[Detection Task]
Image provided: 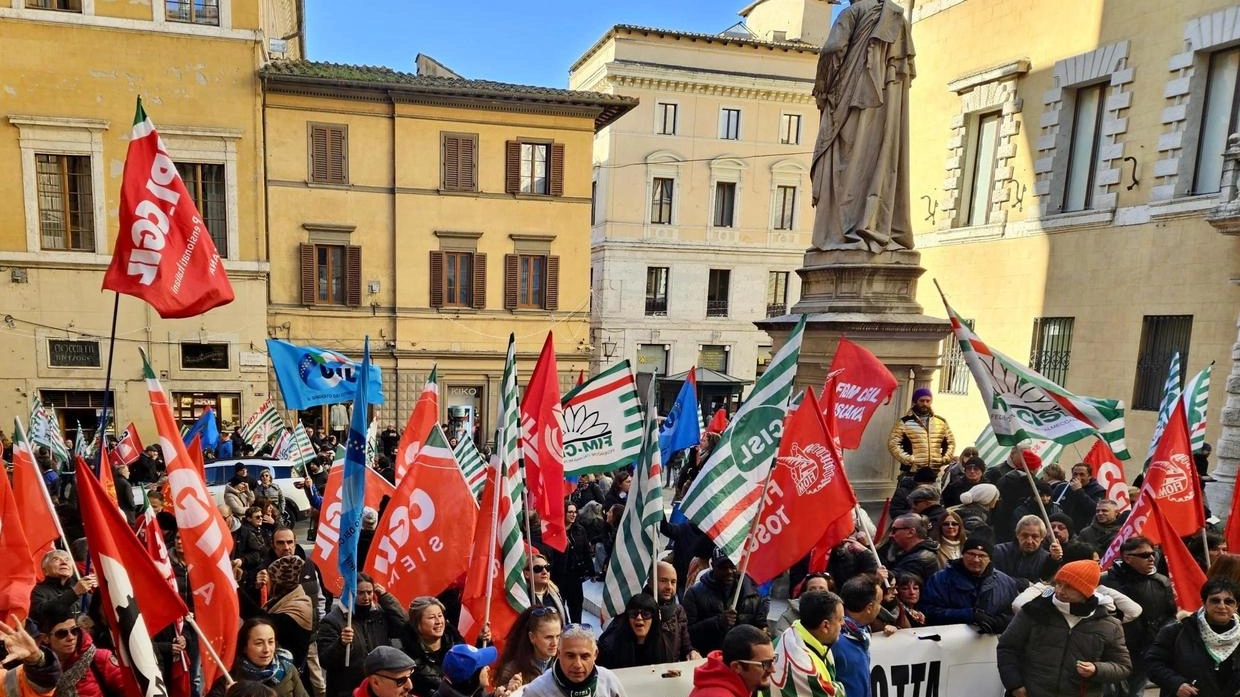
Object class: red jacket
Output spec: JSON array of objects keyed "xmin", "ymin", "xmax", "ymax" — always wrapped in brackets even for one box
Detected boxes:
[
  {"xmin": 689, "ymin": 651, "xmax": 751, "ymax": 697},
  {"xmin": 56, "ymin": 632, "xmax": 125, "ymax": 697}
]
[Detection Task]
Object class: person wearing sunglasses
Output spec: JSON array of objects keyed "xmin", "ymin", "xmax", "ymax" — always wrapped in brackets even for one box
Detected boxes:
[
  {"xmin": 524, "ymin": 555, "xmax": 568, "ymax": 621},
  {"xmin": 37, "ymin": 606, "xmax": 123, "ymax": 697},
  {"xmin": 688, "ymin": 625, "xmax": 773, "ymax": 697},
  {"xmin": 1099, "ymin": 536, "xmax": 1176, "ymax": 697},
  {"xmin": 597, "ymin": 593, "xmax": 674, "ymax": 669},
  {"xmin": 1148, "ymin": 577, "xmax": 1240, "ymax": 697},
  {"xmin": 494, "ymin": 607, "xmax": 563, "ymax": 690},
  {"xmin": 209, "ymin": 618, "xmax": 309, "ymax": 697},
  {"xmin": 358, "ymin": 646, "xmax": 417, "ymax": 697}
]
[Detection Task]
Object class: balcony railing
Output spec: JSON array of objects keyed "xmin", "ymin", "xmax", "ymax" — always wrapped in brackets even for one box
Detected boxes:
[
  {"xmin": 644, "ymin": 298, "xmax": 668, "ymax": 316},
  {"xmin": 706, "ymin": 300, "xmax": 729, "ymax": 318},
  {"xmin": 766, "ymin": 303, "xmax": 787, "ymax": 317}
]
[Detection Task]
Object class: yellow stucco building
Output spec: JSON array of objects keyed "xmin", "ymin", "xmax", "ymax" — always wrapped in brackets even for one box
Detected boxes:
[
  {"xmin": 0, "ymin": 0, "xmax": 301, "ymax": 438},
  {"xmin": 260, "ymin": 61, "xmax": 636, "ymax": 440},
  {"xmin": 905, "ymin": 0, "xmax": 1240, "ymax": 495}
]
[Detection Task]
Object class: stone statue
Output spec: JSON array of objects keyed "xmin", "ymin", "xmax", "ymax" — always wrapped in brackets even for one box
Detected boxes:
[{"xmin": 810, "ymin": 0, "xmax": 916, "ymax": 253}]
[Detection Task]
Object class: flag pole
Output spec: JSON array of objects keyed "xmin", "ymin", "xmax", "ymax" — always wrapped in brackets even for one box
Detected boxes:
[
  {"xmin": 520, "ymin": 462, "xmax": 537, "ymax": 601},
  {"xmin": 482, "ymin": 449, "xmax": 503, "ymax": 633},
  {"xmin": 95, "ymin": 293, "xmax": 122, "ymax": 472},
  {"xmin": 344, "ymin": 606, "xmax": 353, "ymax": 667},
  {"xmin": 184, "ymin": 614, "xmax": 236, "ymax": 688},
  {"xmin": 730, "ymin": 458, "xmax": 778, "ymax": 610}
]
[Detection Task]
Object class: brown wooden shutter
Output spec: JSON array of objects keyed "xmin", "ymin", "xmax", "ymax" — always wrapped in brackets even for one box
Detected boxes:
[
  {"xmin": 309, "ymin": 127, "xmax": 328, "ymax": 182},
  {"xmin": 549, "ymin": 143, "xmax": 565, "ymax": 197},
  {"xmin": 504, "ymin": 254, "xmax": 519, "ymax": 309},
  {"xmin": 345, "ymin": 245, "xmax": 362, "ymax": 306},
  {"xmin": 460, "ymin": 135, "xmax": 477, "ymax": 191},
  {"xmin": 545, "ymin": 255, "xmax": 560, "ymax": 311},
  {"xmin": 328, "ymin": 127, "xmax": 347, "ymax": 183},
  {"xmin": 299, "ymin": 244, "xmax": 316, "ymax": 304},
  {"xmin": 472, "ymin": 253, "xmax": 487, "ymax": 309},
  {"xmin": 441, "ymin": 136, "xmax": 459, "ymax": 190},
  {"xmin": 429, "ymin": 250, "xmax": 444, "ymax": 308},
  {"xmin": 505, "ymin": 141, "xmax": 521, "ymax": 194}
]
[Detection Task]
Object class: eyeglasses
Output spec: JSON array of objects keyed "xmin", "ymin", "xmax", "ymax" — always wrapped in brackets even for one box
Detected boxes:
[
  {"xmin": 890, "ymin": 526, "xmax": 911, "ymax": 533},
  {"xmin": 1206, "ymin": 596, "xmax": 1238, "ymax": 607},
  {"xmin": 564, "ymin": 623, "xmax": 594, "ymax": 631},
  {"xmin": 1124, "ymin": 551, "xmax": 1156, "ymax": 560},
  {"xmin": 531, "ymin": 606, "xmax": 560, "ymax": 617},
  {"xmin": 963, "ymin": 551, "xmax": 990, "ymax": 559},
  {"xmin": 531, "ymin": 564, "xmax": 551, "ymax": 574},
  {"xmin": 630, "ymin": 610, "xmax": 654, "ymax": 620},
  {"xmin": 52, "ymin": 627, "xmax": 82, "ymax": 640},
  {"xmin": 940, "ymin": 522, "xmax": 960, "ymax": 528},
  {"xmin": 372, "ymin": 673, "xmax": 413, "ymax": 685},
  {"xmin": 735, "ymin": 659, "xmax": 776, "ymax": 671}
]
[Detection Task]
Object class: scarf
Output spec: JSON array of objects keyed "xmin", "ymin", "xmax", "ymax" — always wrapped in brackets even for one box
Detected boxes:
[
  {"xmin": 551, "ymin": 661, "xmax": 598, "ymax": 697},
  {"xmin": 843, "ymin": 616, "xmax": 871, "ymax": 651},
  {"xmin": 267, "ymin": 584, "xmax": 315, "ymax": 631},
  {"xmin": 238, "ymin": 655, "xmax": 289, "ymax": 685},
  {"xmin": 1195, "ymin": 610, "xmax": 1240, "ymax": 664},
  {"xmin": 937, "ymin": 537, "xmax": 962, "ymax": 562},
  {"xmin": 57, "ymin": 645, "xmax": 97, "ymax": 697}
]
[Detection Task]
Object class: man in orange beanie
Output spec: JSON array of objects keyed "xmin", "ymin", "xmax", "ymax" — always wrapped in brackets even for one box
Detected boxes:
[{"xmin": 997, "ymin": 559, "xmax": 1131, "ymax": 697}]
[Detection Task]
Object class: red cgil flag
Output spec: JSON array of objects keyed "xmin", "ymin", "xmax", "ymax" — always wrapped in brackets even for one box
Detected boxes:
[
  {"xmin": 0, "ymin": 452, "xmax": 39, "ymax": 621},
  {"xmin": 365, "ymin": 425, "xmax": 477, "ymax": 606},
  {"xmin": 459, "ymin": 460, "xmax": 521, "ymax": 651},
  {"xmin": 77, "ymin": 457, "xmax": 188, "ymax": 697},
  {"xmin": 141, "ymin": 348, "xmax": 237, "ymax": 690},
  {"xmin": 313, "ymin": 464, "xmax": 396, "ymax": 596},
  {"xmin": 394, "ymin": 367, "xmax": 440, "ymax": 484},
  {"xmin": 10, "ymin": 417, "xmax": 61, "ymax": 563},
  {"xmin": 826, "ymin": 339, "xmax": 898, "ymax": 450},
  {"xmin": 110, "ymin": 422, "xmax": 144, "ymax": 467},
  {"xmin": 706, "ymin": 408, "xmax": 729, "ymax": 434},
  {"xmin": 746, "ymin": 388, "xmax": 857, "ymax": 584},
  {"xmin": 1149, "ymin": 495, "xmax": 1207, "ymax": 612},
  {"xmin": 102, "ymin": 98, "xmax": 233, "ymax": 318},
  {"xmin": 520, "ymin": 333, "xmax": 568, "ymax": 552},
  {"xmin": 96, "ymin": 449, "xmax": 120, "ymax": 509},
  {"xmin": 1084, "ymin": 440, "xmax": 1132, "ymax": 511}
]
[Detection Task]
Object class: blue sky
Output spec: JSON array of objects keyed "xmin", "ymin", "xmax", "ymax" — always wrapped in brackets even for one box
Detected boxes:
[{"xmin": 304, "ymin": 1, "xmax": 762, "ymax": 88}]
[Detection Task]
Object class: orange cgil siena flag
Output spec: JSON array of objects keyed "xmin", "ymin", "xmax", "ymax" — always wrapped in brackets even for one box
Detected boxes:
[
  {"xmin": 0, "ymin": 454, "xmax": 39, "ymax": 621},
  {"xmin": 394, "ymin": 367, "xmax": 439, "ymax": 484}
]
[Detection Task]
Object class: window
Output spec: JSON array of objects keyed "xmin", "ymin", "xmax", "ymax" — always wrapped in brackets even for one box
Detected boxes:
[
  {"xmin": 656, "ymin": 103, "xmax": 678, "ymax": 135},
  {"xmin": 441, "ymin": 133, "xmax": 478, "ymax": 192},
  {"xmin": 166, "ymin": 0, "xmax": 220, "ymax": 25},
  {"xmin": 962, "ymin": 112, "xmax": 1000, "ymax": 226},
  {"xmin": 719, "ymin": 108, "xmax": 741, "ymax": 140},
  {"xmin": 774, "ymin": 185, "xmax": 796, "ymax": 230},
  {"xmin": 1193, "ymin": 47, "xmax": 1240, "ymax": 194},
  {"xmin": 172, "ymin": 392, "xmax": 240, "ymax": 432},
  {"xmin": 26, "ymin": 0, "xmax": 81, "ymax": 11},
  {"xmin": 504, "ymin": 254, "xmax": 559, "ymax": 311},
  {"xmin": 36, "ymin": 154, "xmax": 95, "ymax": 252},
  {"xmin": 651, "ymin": 177, "xmax": 674, "ymax": 224},
  {"xmin": 645, "ymin": 267, "xmax": 669, "ymax": 316},
  {"xmin": 299, "ymin": 244, "xmax": 361, "ymax": 306},
  {"xmin": 181, "ymin": 343, "xmax": 230, "ymax": 371},
  {"xmin": 713, "ymin": 182, "xmax": 736, "ymax": 227},
  {"xmin": 1029, "ymin": 317, "xmax": 1075, "ymax": 387},
  {"xmin": 308, "ymin": 123, "xmax": 348, "ymax": 185},
  {"xmin": 1062, "ymin": 84, "xmax": 1106, "ymax": 211},
  {"xmin": 699, "ymin": 345, "xmax": 728, "ymax": 373},
  {"xmin": 177, "ymin": 162, "xmax": 228, "ymax": 256},
  {"xmin": 1133, "ymin": 315, "xmax": 1193, "ymax": 410},
  {"xmin": 430, "ymin": 251, "xmax": 485, "ymax": 309},
  {"xmin": 505, "ymin": 141, "xmax": 564, "ymax": 196},
  {"xmin": 780, "ymin": 114, "xmax": 801, "ymax": 145},
  {"xmin": 940, "ymin": 318, "xmax": 974, "ymax": 395},
  {"xmin": 635, "ymin": 344, "xmax": 667, "ymax": 375},
  {"xmin": 706, "ymin": 269, "xmax": 730, "ymax": 318},
  {"xmin": 767, "ymin": 272, "xmax": 789, "ymax": 317}
]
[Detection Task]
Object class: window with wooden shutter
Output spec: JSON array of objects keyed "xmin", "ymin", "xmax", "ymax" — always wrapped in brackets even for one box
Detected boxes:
[
  {"xmin": 429, "ymin": 250, "xmax": 445, "ymax": 308},
  {"xmin": 345, "ymin": 245, "xmax": 361, "ymax": 306},
  {"xmin": 545, "ymin": 255, "xmax": 560, "ymax": 311},
  {"xmin": 308, "ymin": 123, "xmax": 348, "ymax": 185},
  {"xmin": 504, "ymin": 253, "xmax": 519, "ymax": 309},
  {"xmin": 441, "ymin": 132, "xmax": 478, "ymax": 192},
  {"xmin": 505, "ymin": 141, "xmax": 521, "ymax": 194},
  {"xmin": 299, "ymin": 244, "xmax": 315, "ymax": 305},
  {"xmin": 549, "ymin": 143, "xmax": 565, "ymax": 196},
  {"xmin": 472, "ymin": 253, "xmax": 487, "ymax": 309}
]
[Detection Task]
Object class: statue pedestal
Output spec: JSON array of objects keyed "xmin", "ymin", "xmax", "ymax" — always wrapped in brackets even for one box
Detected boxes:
[{"xmin": 757, "ymin": 249, "xmax": 951, "ymax": 511}]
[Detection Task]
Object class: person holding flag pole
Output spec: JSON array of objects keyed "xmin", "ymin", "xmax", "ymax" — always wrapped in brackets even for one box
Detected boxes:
[{"xmin": 337, "ymin": 337, "xmax": 374, "ymax": 667}]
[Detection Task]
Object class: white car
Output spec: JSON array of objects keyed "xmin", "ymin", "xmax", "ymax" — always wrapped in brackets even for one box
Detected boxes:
[{"xmin": 205, "ymin": 458, "xmax": 312, "ymax": 524}]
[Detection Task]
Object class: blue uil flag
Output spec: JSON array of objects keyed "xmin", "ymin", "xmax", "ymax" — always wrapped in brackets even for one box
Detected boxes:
[
  {"xmin": 266, "ymin": 339, "xmax": 385, "ymax": 410},
  {"xmin": 338, "ymin": 337, "xmax": 372, "ymax": 614}
]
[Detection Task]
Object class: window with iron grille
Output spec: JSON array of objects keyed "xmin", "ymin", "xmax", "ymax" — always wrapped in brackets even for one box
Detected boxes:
[
  {"xmin": 707, "ymin": 269, "xmax": 730, "ymax": 318},
  {"xmin": 779, "ymin": 114, "xmax": 801, "ymax": 145},
  {"xmin": 645, "ymin": 267, "xmax": 668, "ymax": 316},
  {"xmin": 36, "ymin": 153, "xmax": 94, "ymax": 251},
  {"xmin": 1133, "ymin": 315, "xmax": 1193, "ymax": 410},
  {"xmin": 774, "ymin": 185, "xmax": 796, "ymax": 230},
  {"xmin": 177, "ymin": 161, "xmax": 227, "ymax": 256},
  {"xmin": 1029, "ymin": 317, "xmax": 1075, "ymax": 387},
  {"xmin": 651, "ymin": 177, "xmax": 674, "ymax": 224},
  {"xmin": 939, "ymin": 318, "xmax": 974, "ymax": 395},
  {"xmin": 766, "ymin": 272, "xmax": 789, "ymax": 317},
  {"xmin": 713, "ymin": 182, "xmax": 736, "ymax": 227},
  {"xmin": 165, "ymin": 0, "xmax": 220, "ymax": 25},
  {"xmin": 719, "ymin": 108, "xmax": 741, "ymax": 140},
  {"xmin": 656, "ymin": 103, "xmax": 678, "ymax": 135}
]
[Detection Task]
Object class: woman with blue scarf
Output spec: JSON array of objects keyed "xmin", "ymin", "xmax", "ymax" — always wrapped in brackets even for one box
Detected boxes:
[{"xmin": 209, "ymin": 618, "xmax": 309, "ymax": 697}]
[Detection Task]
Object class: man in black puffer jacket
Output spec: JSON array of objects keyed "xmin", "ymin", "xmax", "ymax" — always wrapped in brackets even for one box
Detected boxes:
[
  {"xmin": 876, "ymin": 514, "xmax": 942, "ymax": 584},
  {"xmin": 317, "ymin": 574, "xmax": 407, "ymax": 697},
  {"xmin": 1099, "ymin": 535, "xmax": 1176, "ymax": 697},
  {"xmin": 682, "ymin": 549, "xmax": 769, "ymax": 654}
]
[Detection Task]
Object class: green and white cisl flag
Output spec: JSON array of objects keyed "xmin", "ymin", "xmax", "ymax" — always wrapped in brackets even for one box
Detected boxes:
[
  {"xmin": 560, "ymin": 360, "xmax": 643, "ymax": 476},
  {"xmin": 602, "ymin": 387, "xmax": 663, "ymax": 618}
]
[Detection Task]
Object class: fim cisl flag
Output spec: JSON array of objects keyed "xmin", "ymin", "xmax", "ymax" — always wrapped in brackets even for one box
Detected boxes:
[{"xmin": 103, "ymin": 98, "xmax": 233, "ymax": 319}]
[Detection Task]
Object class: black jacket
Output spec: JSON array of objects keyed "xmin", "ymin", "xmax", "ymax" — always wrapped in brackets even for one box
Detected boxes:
[
  {"xmin": 682, "ymin": 570, "xmax": 769, "ymax": 653},
  {"xmin": 1147, "ymin": 614, "xmax": 1240, "ymax": 697},
  {"xmin": 997, "ymin": 593, "xmax": 1131, "ymax": 697},
  {"xmin": 1099, "ymin": 561, "xmax": 1176, "ymax": 656},
  {"xmin": 877, "ymin": 538, "xmax": 942, "ymax": 586},
  {"xmin": 317, "ymin": 592, "xmax": 407, "ymax": 697},
  {"xmin": 992, "ymin": 542, "xmax": 1058, "ymax": 582},
  {"xmin": 402, "ymin": 623, "xmax": 465, "ymax": 697},
  {"xmin": 30, "ymin": 577, "xmax": 81, "ymax": 624}
]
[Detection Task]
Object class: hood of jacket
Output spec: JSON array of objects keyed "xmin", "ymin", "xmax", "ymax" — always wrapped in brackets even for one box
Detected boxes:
[
  {"xmin": 692, "ymin": 651, "xmax": 751, "ymax": 697},
  {"xmin": 1022, "ymin": 591, "xmax": 1111, "ymax": 623}
]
